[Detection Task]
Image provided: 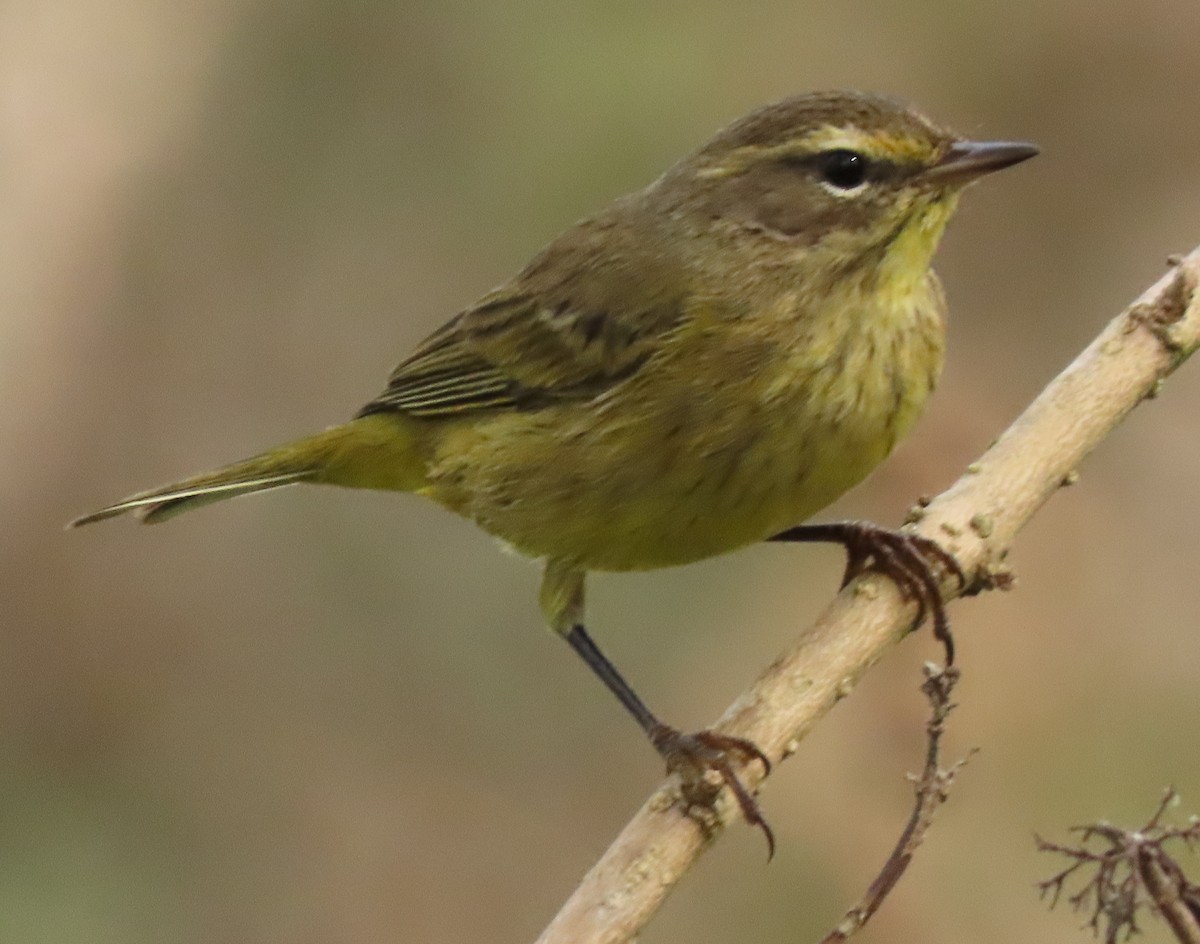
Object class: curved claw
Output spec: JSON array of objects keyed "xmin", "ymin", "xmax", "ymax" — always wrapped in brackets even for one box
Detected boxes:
[
  {"xmin": 771, "ymin": 521, "xmax": 963, "ymax": 665},
  {"xmin": 651, "ymin": 725, "xmax": 776, "ymax": 860},
  {"xmin": 906, "ymin": 532, "xmax": 966, "ymax": 590}
]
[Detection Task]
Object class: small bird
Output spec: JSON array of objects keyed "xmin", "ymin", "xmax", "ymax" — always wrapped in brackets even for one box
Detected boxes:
[{"xmin": 72, "ymin": 91, "xmax": 1036, "ymax": 853}]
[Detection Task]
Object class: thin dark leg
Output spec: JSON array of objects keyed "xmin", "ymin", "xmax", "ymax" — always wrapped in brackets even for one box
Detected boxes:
[
  {"xmin": 565, "ymin": 622, "xmax": 661, "ymax": 736},
  {"xmin": 564, "ymin": 623, "xmax": 775, "ymax": 857},
  {"xmin": 770, "ymin": 521, "xmax": 965, "ymax": 665}
]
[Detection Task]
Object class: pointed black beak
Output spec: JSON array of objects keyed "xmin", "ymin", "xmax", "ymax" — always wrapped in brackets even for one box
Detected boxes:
[{"xmin": 924, "ymin": 140, "xmax": 1039, "ymax": 185}]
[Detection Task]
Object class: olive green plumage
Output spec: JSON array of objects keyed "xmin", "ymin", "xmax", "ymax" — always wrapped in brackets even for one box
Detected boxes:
[{"xmin": 72, "ymin": 90, "xmax": 1036, "ymax": 632}]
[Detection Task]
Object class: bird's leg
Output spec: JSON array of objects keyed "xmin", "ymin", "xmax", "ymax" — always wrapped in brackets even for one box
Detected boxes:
[
  {"xmin": 563, "ymin": 622, "xmax": 774, "ymax": 854},
  {"xmin": 769, "ymin": 521, "xmax": 965, "ymax": 664},
  {"xmin": 542, "ymin": 562, "xmax": 774, "ymax": 856}
]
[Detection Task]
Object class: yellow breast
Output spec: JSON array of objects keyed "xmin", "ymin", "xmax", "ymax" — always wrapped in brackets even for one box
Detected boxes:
[{"xmin": 421, "ymin": 269, "xmax": 945, "ymax": 572}]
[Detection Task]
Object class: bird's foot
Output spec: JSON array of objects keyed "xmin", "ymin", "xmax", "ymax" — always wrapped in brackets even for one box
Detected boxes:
[
  {"xmin": 771, "ymin": 521, "xmax": 965, "ymax": 664},
  {"xmin": 649, "ymin": 724, "xmax": 774, "ymax": 859}
]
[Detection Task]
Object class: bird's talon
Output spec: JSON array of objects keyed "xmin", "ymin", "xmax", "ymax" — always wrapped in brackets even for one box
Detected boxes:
[
  {"xmin": 904, "ymin": 531, "xmax": 966, "ymax": 588},
  {"xmin": 770, "ymin": 521, "xmax": 960, "ymax": 664},
  {"xmin": 692, "ymin": 729, "xmax": 772, "ymax": 776},
  {"xmin": 651, "ymin": 725, "xmax": 775, "ymax": 859}
]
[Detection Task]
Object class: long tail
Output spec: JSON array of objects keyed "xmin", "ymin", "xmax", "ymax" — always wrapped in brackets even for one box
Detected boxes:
[{"xmin": 69, "ymin": 414, "xmax": 425, "ymax": 527}]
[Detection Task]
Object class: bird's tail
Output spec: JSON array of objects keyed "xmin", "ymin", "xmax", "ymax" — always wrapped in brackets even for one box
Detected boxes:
[{"xmin": 69, "ymin": 413, "xmax": 426, "ymax": 527}]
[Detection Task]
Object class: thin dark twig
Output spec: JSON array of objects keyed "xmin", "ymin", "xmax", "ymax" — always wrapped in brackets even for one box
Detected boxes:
[
  {"xmin": 1037, "ymin": 788, "xmax": 1200, "ymax": 944},
  {"xmin": 817, "ymin": 663, "xmax": 972, "ymax": 944}
]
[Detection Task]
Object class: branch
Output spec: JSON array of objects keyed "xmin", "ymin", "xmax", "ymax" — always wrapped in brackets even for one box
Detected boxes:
[
  {"xmin": 535, "ymin": 247, "xmax": 1200, "ymax": 944},
  {"xmin": 1037, "ymin": 787, "xmax": 1200, "ymax": 943},
  {"xmin": 818, "ymin": 662, "xmax": 971, "ymax": 944}
]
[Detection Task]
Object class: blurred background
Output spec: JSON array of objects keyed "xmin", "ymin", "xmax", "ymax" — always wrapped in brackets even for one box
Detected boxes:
[{"xmin": 5, "ymin": 1, "xmax": 1200, "ymax": 941}]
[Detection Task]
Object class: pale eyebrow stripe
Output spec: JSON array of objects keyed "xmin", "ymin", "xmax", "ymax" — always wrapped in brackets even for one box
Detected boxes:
[{"xmin": 699, "ymin": 124, "xmax": 933, "ymax": 178}]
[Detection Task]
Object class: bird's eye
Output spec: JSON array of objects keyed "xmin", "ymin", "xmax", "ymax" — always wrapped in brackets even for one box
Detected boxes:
[{"xmin": 816, "ymin": 149, "xmax": 868, "ymax": 190}]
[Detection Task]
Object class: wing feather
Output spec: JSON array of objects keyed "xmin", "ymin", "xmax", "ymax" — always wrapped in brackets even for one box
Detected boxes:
[{"xmin": 357, "ymin": 199, "xmax": 687, "ymax": 419}]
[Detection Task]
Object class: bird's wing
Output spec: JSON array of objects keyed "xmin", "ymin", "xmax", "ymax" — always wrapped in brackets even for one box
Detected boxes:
[{"xmin": 357, "ymin": 208, "xmax": 688, "ymax": 418}]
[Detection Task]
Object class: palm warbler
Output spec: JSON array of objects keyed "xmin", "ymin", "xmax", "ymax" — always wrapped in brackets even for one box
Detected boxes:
[{"xmin": 72, "ymin": 90, "xmax": 1036, "ymax": 849}]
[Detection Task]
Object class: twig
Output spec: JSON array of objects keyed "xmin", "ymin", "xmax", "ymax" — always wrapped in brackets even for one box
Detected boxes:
[
  {"xmin": 1037, "ymin": 788, "xmax": 1200, "ymax": 944},
  {"xmin": 536, "ymin": 249, "xmax": 1200, "ymax": 944},
  {"xmin": 818, "ymin": 662, "xmax": 971, "ymax": 944}
]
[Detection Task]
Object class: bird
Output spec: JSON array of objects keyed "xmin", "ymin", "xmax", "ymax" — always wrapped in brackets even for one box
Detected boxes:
[{"xmin": 71, "ymin": 90, "xmax": 1037, "ymax": 854}]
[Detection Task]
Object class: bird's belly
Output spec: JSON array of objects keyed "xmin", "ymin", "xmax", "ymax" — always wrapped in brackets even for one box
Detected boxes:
[{"xmin": 422, "ymin": 352, "xmax": 933, "ymax": 572}]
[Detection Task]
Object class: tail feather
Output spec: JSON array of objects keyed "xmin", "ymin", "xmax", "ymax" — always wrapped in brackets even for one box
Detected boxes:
[
  {"xmin": 68, "ymin": 414, "xmax": 426, "ymax": 529},
  {"xmin": 68, "ymin": 470, "xmax": 312, "ymax": 527}
]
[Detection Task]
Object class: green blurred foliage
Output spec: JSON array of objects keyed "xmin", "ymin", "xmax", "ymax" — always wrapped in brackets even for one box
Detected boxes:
[{"xmin": 4, "ymin": 0, "xmax": 1200, "ymax": 941}]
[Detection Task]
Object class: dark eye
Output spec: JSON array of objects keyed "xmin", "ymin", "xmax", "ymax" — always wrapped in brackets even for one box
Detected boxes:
[{"xmin": 816, "ymin": 149, "xmax": 868, "ymax": 190}]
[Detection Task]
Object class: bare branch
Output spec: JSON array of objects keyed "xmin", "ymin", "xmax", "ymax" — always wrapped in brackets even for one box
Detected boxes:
[
  {"xmin": 536, "ymin": 249, "xmax": 1200, "ymax": 944},
  {"xmin": 818, "ymin": 663, "xmax": 971, "ymax": 944},
  {"xmin": 1037, "ymin": 788, "xmax": 1200, "ymax": 944}
]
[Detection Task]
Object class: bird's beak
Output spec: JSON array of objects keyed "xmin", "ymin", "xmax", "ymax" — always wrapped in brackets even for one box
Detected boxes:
[{"xmin": 924, "ymin": 140, "xmax": 1039, "ymax": 185}]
